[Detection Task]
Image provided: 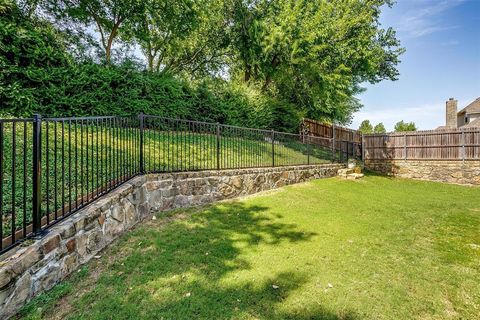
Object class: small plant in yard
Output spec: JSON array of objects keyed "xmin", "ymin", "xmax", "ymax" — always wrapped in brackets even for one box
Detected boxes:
[{"xmin": 19, "ymin": 175, "xmax": 480, "ymax": 320}]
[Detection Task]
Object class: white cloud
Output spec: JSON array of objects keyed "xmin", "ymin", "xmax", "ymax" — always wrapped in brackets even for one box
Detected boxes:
[{"xmin": 397, "ymin": 0, "xmax": 464, "ymax": 38}]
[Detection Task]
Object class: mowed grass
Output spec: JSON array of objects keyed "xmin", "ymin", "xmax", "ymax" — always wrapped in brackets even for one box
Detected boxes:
[{"xmin": 19, "ymin": 175, "xmax": 480, "ymax": 319}]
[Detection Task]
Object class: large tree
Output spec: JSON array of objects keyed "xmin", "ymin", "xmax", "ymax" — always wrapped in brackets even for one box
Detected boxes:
[
  {"xmin": 127, "ymin": 0, "xmax": 227, "ymax": 75},
  {"xmin": 44, "ymin": 0, "xmax": 144, "ymax": 65},
  {"xmin": 7, "ymin": 0, "xmax": 405, "ymax": 127},
  {"xmin": 227, "ymin": 0, "xmax": 275, "ymax": 82},
  {"xmin": 227, "ymin": 0, "xmax": 404, "ymax": 123}
]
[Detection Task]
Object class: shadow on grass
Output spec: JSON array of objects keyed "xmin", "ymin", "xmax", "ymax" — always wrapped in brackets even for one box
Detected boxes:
[
  {"xmin": 361, "ymin": 168, "xmax": 395, "ymax": 180},
  {"xmin": 20, "ymin": 201, "xmax": 359, "ymax": 320}
]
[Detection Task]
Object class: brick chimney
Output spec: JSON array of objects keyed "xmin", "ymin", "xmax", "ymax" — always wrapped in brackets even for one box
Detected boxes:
[{"xmin": 446, "ymin": 98, "xmax": 458, "ymax": 128}]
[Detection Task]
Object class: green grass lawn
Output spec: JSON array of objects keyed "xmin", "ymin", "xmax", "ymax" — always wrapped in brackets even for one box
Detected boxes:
[{"xmin": 19, "ymin": 174, "xmax": 480, "ymax": 319}]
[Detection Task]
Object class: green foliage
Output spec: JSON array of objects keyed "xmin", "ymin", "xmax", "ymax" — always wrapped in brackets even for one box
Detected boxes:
[
  {"xmin": 1, "ymin": 60, "xmax": 301, "ymax": 130},
  {"xmin": 0, "ymin": 0, "xmax": 72, "ymax": 115},
  {"xmin": 227, "ymin": 0, "xmax": 404, "ymax": 123},
  {"xmin": 358, "ymin": 120, "xmax": 373, "ymax": 134},
  {"xmin": 2, "ymin": 0, "xmax": 404, "ymax": 130},
  {"xmin": 374, "ymin": 122, "xmax": 386, "ymax": 134},
  {"xmin": 45, "ymin": 0, "xmax": 145, "ymax": 64},
  {"xmin": 0, "ymin": 1, "xmax": 301, "ymax": 131},
  {"xmin": 126, "ymin": 0, "xmax": 227, "ymax": 75},
  {"xmin": 394, "ymin": 120, "xmax": 417, "ymax": 132}
]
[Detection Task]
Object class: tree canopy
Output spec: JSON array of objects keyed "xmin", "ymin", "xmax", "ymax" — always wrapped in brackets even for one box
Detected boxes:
[
  {"xmin": 1, "ymin": 0, "xmax": 404, "ymax": 130},
  {"xmin": 394, "ymin": 120, "xmax": 417, "ymax": 132},
  {"xmin": 374, "ymin": 122, "xmax": 386, "ymax": 134},
  {"xmin": 359, "ymin": 120, "xmax": 374, "ymax": 134},
  {"xmin": 228, "ymin": 0, "xmax": 404, "ymax": 122}
]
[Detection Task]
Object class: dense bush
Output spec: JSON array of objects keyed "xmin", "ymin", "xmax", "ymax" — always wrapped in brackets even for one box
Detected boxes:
[
  {"xmin": 1, "ymin": 0, "xmax": 404, "ymax": 133},
  {"xmin": 1, "ymin": 60, "xmax": 301, "ymax": 131},
  {"xmin": 0, "ymin": 1, "xmax": 301, "ymax": 132}
]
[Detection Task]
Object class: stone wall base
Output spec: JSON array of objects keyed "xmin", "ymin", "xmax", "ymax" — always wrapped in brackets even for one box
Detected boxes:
[
  {"xmin": 0, "ymin": 164, "xmax": 342, "ymax": 319},
  {"xmin": 365, "ymin": 160, "xmax": 480, "ymax": 185}
]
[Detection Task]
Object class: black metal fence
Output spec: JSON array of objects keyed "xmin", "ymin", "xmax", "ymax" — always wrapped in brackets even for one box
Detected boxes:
[{"xmin": 0, "ymin": 114, "xmax": 357, "ymax": 253}]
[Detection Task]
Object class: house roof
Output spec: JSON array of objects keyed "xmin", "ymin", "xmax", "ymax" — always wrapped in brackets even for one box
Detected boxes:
[
  {"xmin": 463, "ymin": 117, "xmax": 480, "ymax": 128},
  {"xmin": 458, "ymin": 98, "xmax": 480, "ymax": 114}
]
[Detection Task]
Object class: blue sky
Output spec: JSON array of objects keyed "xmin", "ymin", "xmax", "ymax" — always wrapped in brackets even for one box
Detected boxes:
[{"xmin": 351, "ymin": 0, "xmax": 480, "ymax": 131}]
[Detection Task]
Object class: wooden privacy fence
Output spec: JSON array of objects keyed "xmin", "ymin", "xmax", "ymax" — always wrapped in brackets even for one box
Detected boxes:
[
  {"xmin": 301, "ymin": 118, "xmax": 362, "ymax": 159},
  {"xmin": 301, "ymin": 118, "xmax": 361, "ymax": 142},
  {"xmin": 363, "ymin": 128, "xmax": 480, "ymax": 161}
]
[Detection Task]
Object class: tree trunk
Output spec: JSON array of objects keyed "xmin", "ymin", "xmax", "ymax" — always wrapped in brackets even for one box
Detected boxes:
[
  {"xmin": 263, "ymin": 55, "xmax": 280, "ymax": 90},
  {"xmin": 244, "ymin": 64, "xmax": 252, "ymax": 82},
  {"xmin": 146, "ymin": 43, "xmax": 154, "ymax": 71},
  {"xmin": 104, "ymin": 21, "xmax": 121, "ymax": 66},
  {"xmin": 147, "ymin": 54, "xmax": 154, "ymax": 71},
  {"xmin": 105, "ymin": 47, "xmax": 111, "ymax": 65}
]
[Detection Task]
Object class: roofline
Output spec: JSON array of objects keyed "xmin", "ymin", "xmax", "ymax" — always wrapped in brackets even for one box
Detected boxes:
[
  {"xmin": 458, "ymin": 111, "xmax": 480, "ymax": 115},
  {"xmin": 457, "ymin": 97, "xmax": 480, "ymax": 114}
]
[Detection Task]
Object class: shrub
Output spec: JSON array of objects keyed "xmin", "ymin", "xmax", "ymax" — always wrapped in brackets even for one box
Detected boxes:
[{"xmin": 0, "ymin": 2, "xmax": 301, "ymax": 132}]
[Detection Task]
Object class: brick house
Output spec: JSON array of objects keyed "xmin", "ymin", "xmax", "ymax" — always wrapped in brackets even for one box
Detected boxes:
[{"xmin": 439, "ymin": 97, "xmax": 480, "ymax": 129}]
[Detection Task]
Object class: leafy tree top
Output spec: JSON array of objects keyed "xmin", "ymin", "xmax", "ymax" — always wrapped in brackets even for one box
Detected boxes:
[
  {"xmin": 374, "ymin": 122, "xmax": 386, "ymax": 134},
  {"xmin": 359, "ymin": 120, "xmax": 373, "ymax": 134},
  {"xmin": 394, "ymin": 120, "xmax": 417, "ymax": 132}
]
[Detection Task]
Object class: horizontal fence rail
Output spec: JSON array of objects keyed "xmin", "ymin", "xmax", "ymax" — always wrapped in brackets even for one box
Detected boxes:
[
  {"xmin": 0, "ymin": 114, "xmax": 355, "ymax": 254},
  {"xmin": 301, "ymin": 118, "xmax": 362, "ymax": 143},
  {"xmin": 301, "ymin": 118, "xmax": 362, "ymax": 160},
  {"xmin": 363, "ymin": 129, "xmax": 480, "ymax": 161}
]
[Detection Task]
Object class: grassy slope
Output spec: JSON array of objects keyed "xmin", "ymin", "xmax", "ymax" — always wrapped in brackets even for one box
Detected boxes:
[
  {"xmin": 1, "ymin": 125, "xmax": 331, "ymax": 236},
  {"xmin": 19, "ymin": 175, "xmax": 480, "ymax": 319}
]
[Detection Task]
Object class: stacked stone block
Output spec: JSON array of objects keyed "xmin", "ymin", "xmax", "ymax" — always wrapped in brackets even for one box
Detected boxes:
[{"xmin": 364, "ymin": 160, "xmax": 480, "ymax": 185}]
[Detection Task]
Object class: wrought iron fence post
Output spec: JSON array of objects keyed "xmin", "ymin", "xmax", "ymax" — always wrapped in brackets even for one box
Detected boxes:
[
  {"xmin": 139, "ymin": 112, "xmax": 145, "ymax": 173},
  {"xmin": 32, "ymin": 114, "xmax": 42, "ymax": 235},
  {"xmin": 361, "ymin": 135, "xmax": 365, "ymax": 162},
  {"xmin": 307, "ymin": 136, "xmax": 310, "ymax": 165},
  {"xmin": 346, "ymin": 141, "xmax": 350, "ymax": 161},
  {"xmin": 340, "ymin": 141, "xmax": 344, "ymax": 163},
  {"xmin": 331, "ymin": 123, "xmax": 336, "ymax": 163},
  {"xmin": 216, "ymin": 123, "xmax": 220, "ymax": 170},
  {"xmin": 271, "ymin": 130, "xmax": 275, "ymax": 167}
]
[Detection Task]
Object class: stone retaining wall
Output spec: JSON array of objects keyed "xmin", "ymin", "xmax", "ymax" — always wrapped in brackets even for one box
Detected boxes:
[
  {"xmin": 0, "ymin": 164, "xmax": 342, "ymax": 319},
  {"xmin": 365, "ymin": 160, "xmax": 480, "ymax": 185}
]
